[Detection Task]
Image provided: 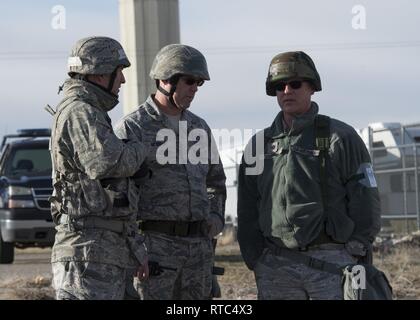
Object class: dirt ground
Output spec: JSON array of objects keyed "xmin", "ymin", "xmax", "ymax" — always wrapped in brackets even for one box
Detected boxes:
[
  {"xmin": 215, "ymin": 242, "xmax": 420, "ymax": 300},
  {"xmin": 0, "ymin": 242, "xmax": 419, "ymax": 300}
]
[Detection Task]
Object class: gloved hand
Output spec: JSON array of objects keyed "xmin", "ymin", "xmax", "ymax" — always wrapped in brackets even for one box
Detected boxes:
[
  {"xmin": 345, "ymin": 240, "xmax": 367, "ymax": 260},
  {"xmin": 202, "ymin": 213, "xmax": 224, "ymax": 239},
  {"xmin": 125, "ymin": 226, "xmax": 149, "ymax": 280},
  {"xmin": 133, "ymin": 162, "xmax": 151, "ymax": 185}
]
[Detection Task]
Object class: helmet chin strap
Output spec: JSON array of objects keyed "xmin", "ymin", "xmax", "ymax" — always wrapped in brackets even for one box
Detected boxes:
[
  {"xmin": 106, "ymin": 68, "xmax": 118, "ymax": 96},
  {"xmin": 76, "ymin": 68, "xmax": 119, "ymax": 98},
  {"xmin": 157, "ymin": 75, "xmax": 183, "ymax": 110},
  {"xmin": 158, "ymin": 85, "xmax": 178, "ymax": 108}
]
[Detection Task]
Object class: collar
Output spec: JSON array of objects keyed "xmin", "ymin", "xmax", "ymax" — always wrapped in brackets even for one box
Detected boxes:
[
  {"xmin": 267, "ymin": 101, "xmax": 320, "ymax": 139},
  {"xmin": 61, "ymin": 78, "xmax": 119, "ymax": 112},
  {"xmin": 143, "ymin": 94, "xmax": 199, "ymax": 132}
]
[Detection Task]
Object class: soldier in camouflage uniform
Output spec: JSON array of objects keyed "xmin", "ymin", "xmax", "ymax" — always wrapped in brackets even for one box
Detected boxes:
[
  {"xmin": 115, "ymin": 44, "xmax": 226, "ymax": 300},
  {"xmin": 49, "ymin": 36, "xmax": 149, "ymax": 300},
  {"xmin": 237, "ymin": 51, "xmax": 381, "ymax": 299}
]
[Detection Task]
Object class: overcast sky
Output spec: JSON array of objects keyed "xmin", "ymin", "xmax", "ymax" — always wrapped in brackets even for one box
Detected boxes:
[{"xmin": 1, "ymin": 0, "xmax": 419, "ymax": 146}]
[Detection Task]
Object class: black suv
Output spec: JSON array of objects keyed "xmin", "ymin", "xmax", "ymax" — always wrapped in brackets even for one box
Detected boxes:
[{"xmin": 0, "ymin": 129, "xmax": 55, "ymax": 263}]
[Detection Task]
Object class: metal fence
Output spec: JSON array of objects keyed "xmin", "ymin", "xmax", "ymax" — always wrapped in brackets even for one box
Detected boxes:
[
  {"xmin": 367, "ymin": 123, "xmax": 420, "ymax": 233},
  {"xmin": 222, "ymin": 122, "xmax": 420, "ymax": 234}
]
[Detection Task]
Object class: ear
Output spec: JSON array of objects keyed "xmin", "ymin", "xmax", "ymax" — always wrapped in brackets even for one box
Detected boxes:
[{"xmin": 86, "ymin": 74, "xmax": 108, "ymax": 86}]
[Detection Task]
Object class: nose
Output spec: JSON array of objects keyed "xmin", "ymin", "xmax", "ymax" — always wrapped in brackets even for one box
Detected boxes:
[
  {"xmin": 283, "ymin": 83, "xmax": 292, "ymax": 94},
  {"xmin": 190, "ymin": 83, "xmax": 198, "ymax": 92}
]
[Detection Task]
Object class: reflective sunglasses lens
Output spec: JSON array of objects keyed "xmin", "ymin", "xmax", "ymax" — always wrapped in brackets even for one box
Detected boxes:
[
  {"xmin": 184, "ymin": 78, "xmax": 195, "ymax": 85},
  {"xmin": 289, "ymin": 81, "xmax": 303, "ymax": 89},
  {"xmin": 275, "ymin": 80, "xmax": 303, "ymax": 92},
  {"xmin": 184, "ymin": 78, "xmax": 204, "ymax": 86},
  {"xmin": 275, "ymin": 83, "xmax": 286, "ymax": 92}
]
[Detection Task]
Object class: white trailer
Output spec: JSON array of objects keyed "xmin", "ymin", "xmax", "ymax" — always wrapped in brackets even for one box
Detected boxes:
[
  {"xmin": 219, "ymin": 122, "xmax": 420, "ymax": 234},
  {"xmin": 359, "ymin": 122, "xmax": 420, "ymax": 233}
]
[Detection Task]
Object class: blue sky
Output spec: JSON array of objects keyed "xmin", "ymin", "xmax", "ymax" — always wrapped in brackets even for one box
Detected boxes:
[{"xmin": 1, "ymin": 0, "xmax": 419, "ymax": 142}]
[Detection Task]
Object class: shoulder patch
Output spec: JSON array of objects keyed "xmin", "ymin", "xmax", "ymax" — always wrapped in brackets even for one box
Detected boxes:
[
  {"xmin": 357, "ymin": 163, "xmax": 377, "ymax": 188},
  {"xmin": 67, "ymin": 56, "xmax": 83, "ymax": 68}
]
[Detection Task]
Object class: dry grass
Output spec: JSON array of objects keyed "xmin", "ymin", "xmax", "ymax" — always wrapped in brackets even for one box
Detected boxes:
[
  {"xmin": 0, "ymin": 276, "xmax": 54, "ymax": 300},
  {"xmin": 215, "ymin": 242, "xmax": 420, "ymax": 300},
  {"xmin": 215, "ymin": 243, "xmax": 257, "ymax": 299},
  {"xmin": 1, "ymin": 242, "xmax": 419, "ymax": 300},
  {"xmin": 374, "ymin": 245, "xmax": 420, "ymax": 300}
]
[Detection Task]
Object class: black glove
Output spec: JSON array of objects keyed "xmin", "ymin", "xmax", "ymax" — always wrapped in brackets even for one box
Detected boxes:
[
  {"xmin": 133, "ymin": 162, "xmax": 151, "ymax": 185},
  {"xmin": 201, "ymin": 213, "xmax": 224, "ymax": 239}
]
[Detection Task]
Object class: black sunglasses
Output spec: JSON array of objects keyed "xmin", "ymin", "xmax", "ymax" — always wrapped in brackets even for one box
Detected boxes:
[
  {"xmin": 275, "ymin": 80, "xmax": 303, "ymax": 92},
  {"xmin": 182, "ymin": 77, "xmax": 204, "ymax": 87}
]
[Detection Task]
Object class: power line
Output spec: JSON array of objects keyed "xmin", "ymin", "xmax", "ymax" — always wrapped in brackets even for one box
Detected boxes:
[
  {"xmin": 203, "ymin": 40, "xmax": 420, "ymax": 54},
  {"xmin": 0, "ymin": 40, "xmax": 419, "ymax": 61}
]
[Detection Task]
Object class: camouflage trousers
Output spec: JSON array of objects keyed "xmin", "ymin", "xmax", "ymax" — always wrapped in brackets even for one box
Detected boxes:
[
  {"xmin": 254, "ymin": 243, "xmax": 357, "ymax": 300},
  {"xmin": 52, "ymin": 261, "xmax": 139, "ymax": 300},
  {"xmin": 136, "ymin": 233, "xmax": 214, "ymax": 300}
]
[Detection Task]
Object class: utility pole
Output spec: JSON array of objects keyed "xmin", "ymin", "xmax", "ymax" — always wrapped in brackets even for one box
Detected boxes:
[{"xmin": 119, "ymin": 0, "xmax": 180, "ymax": 114}]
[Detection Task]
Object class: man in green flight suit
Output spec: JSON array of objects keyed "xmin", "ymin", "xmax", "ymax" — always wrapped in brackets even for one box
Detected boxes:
[{"xmin": 237, "ymin": 51, "xmax": 381, "ymax": 300}]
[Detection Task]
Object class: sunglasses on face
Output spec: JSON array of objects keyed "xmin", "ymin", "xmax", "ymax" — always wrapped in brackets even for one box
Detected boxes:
[
  {"xmin": 275, "ymin": 80, "xmax": 303, "ymax": 92},
  {"xmin": 182, "ymin": 77, "xmax": 204, "ymax": 87}
]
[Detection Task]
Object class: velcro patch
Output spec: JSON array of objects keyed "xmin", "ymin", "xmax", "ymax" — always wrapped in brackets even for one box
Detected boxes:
[
  {"xmin": 356, "ymin": 163, "xmax": 377, "ymax": 188},
  {"xmin": 67, "ymin": 56, "xmax": 82, "ymax": 68}
]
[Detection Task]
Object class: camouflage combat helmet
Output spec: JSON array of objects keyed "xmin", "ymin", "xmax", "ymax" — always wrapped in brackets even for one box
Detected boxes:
[
  {"xmin": 149, "ymin": 44, "xmax": 210, "ymax": 81},
  {"xmin": 67, "ymin": 36, "xmax": 131, "ymax": 76},
  {"xmin": 266, "ymin": 51, "xmax": 321, "ymax": 96}
]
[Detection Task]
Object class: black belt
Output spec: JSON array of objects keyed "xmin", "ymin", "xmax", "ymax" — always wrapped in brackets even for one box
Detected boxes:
[
  {"xmin": 139, "ymin": 220, "xmax": 205, "ymax": 237},
  {"xmin": 303, "ymin": 230, "xmax": 342, "ymax": 250},
  {"xmin": 113, "ymin": 197, "xmax": 129, "ymax": 207},
  {"xmin": 265, "ymin": 241, "xmax": 343, "ymax": 275},
  {"xmin": 267, "ymin": 230, "xmax": 343, "ymax": 252},
  {"xmin": 59, "ymin": 214, "xmax": 126, "ymax": 234}
]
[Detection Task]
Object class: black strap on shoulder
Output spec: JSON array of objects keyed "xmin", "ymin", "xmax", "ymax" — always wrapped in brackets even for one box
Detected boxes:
[{"xmin": 314, "ymin": 114, "xmax": 331, "ymax": 212}]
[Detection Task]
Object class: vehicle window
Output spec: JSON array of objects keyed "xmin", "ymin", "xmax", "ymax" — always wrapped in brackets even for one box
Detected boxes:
[{"xmin": 4, "ymin": 146, "xmax": 52, "ymax": 178}]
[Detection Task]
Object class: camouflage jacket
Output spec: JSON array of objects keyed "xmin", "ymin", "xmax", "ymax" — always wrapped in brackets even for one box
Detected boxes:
[
  {"xmin": 237, "ymin": 102, "xmax": 381, "ymax": 270},
  {"xmin": 50, "ymin": 78, "xmax": 148, "ymax": 267},
  {"xmin": 115, "ymin": 95, "xmax": 226, "ymax": 227}
]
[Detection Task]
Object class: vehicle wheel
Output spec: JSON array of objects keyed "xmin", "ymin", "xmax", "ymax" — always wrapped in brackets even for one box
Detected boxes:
[{"xmin": 0, "ymin": 231, "xmax": 14, "ymax": 264}]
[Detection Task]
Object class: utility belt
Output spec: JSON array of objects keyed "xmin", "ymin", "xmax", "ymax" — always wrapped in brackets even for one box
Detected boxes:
[
  {"xmin": 264, "ymin": 238, "xmax": 393, "ymax": 300},
  {"xmin": 59, "ymin": 214, "xmax": 126, "ymax": 234},
  {"xmin": 111, "ymin": 197, "xmax": 129, "ymax": 208},
  {"xmin": 266, "ymin": 230, "xmax": 344, "ymax": 252},
  {"xmin": 139, "ymin": 220, "xmax": 205, "ymax": 238},
  {"xmin": 265, "ymin": 240, "xmax": 343, "ymax": 274}
]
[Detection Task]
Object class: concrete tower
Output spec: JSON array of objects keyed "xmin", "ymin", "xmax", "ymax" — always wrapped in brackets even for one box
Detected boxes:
[{"xmin": 119, "ymin": 0, "xmax": 180, "ymax": 114}]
